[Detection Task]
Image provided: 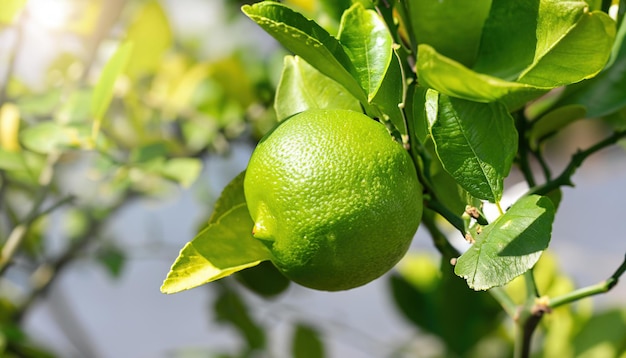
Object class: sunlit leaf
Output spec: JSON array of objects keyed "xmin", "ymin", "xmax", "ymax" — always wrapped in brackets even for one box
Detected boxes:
[
  {"xmin": 455, "ymin": 195, "xmax": 555, "ymax": 290},
  {"xmin": 337, "ymin": 2, "xmax": 392, "ymax": 101},
  {"xmin": 242, "ymin": 2, "xmax": 367, "ymax": 103},
  {"xmin": 0, "ymin": 103, "xmax": 21, "ymax": 151},
  {"xmin": 125, "ymin": 0, "xmax": 172, "ymax": 78},
  {"xmin": 555, "ymin": 17, "xmax": 626, "ymax": 117},
  {"xmin": 417, "ymin": 44, "xmax": 549, "ymax": 110},
  {"xmin": 517, "ymin": 10, "xmax": 615, "ymax": 87},
  {"xmin": 161, "ymin": 173, "xmax": 271, "ymax": 294},
  {"xmin": 274, "ymin": 56, "xmax": 360, "ymax": 121},
  {"xmin": 91, "ymin": 41, "xmax": 133, "ymax": 139},
  {"xmin": 473, "ymin": 0, "xmax": 586, "ymax": 80},
  {"xmin": 427, "ymin": 93, "xmax": 517, "ymax": 202}
]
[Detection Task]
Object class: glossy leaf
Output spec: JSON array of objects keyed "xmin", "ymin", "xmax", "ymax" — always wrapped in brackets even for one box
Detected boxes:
[
  {"xmin": 371, "ymin": 49, "xmax": 406, "ymax": 135},
  {"xmin": 274, "ymin": 56, "xmax": 360, "ymax": 121},
  {"xmin": 242, "ymin": 2, "xmax": 366, "ymax": 103},
  {"xmin": 161, "ymin": 173, "xmax": 271, "ymax": 294},
  {"xmin": 337, "ymin": 3, "xmax": 392, "ymax": 101},
  {"xmin": 427, "ymin": 93, "xmax": 517, "ymax": 202},
  {"xmin": 554, "ymin": 17, "xmax": 626, "ymax": 117},
  {"xmin": 517, "ymin": 10, "xmax": 615, "ymax": 87},
  {"xmin": 417, "ymin": 44, "xmax": 549, "ymax": 110},
  {"xmin": 455, "ymin": 195, "xmax": 555, "ymax": 290},
  {"xmin": 404, "ymin": 0, "xmax": 491, "ymax": 67},
  {"xmin": 473, "ymin": 0, "xmax": 586, "ymax": 80},
  {"xmin": 91, "ymin": 41, "xmax": 133, "ymax": 137}
]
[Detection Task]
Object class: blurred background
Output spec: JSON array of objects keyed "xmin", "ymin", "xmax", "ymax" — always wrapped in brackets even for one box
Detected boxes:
[{"xmin": 0, "ymin": 0, "xmax": 625, "ymax": 357}]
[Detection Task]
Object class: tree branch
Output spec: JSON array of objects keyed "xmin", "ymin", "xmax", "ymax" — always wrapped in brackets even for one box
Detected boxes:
[
  {"xmin": 548, "ymin": 252, "xmax": 626, "ymax": 309},
  {"xmin": 530, "ymin": 130, "xmax": 626, "ymax": 196}
]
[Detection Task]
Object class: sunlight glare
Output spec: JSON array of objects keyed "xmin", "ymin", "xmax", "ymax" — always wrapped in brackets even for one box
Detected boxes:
[{"xmin": 27, "ymin": 0, "xmax": 73, "ymax": 29}]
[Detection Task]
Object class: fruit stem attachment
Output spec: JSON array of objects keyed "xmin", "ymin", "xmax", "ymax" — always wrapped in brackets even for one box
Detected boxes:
[{"xmin": 548, "ymin": 252, "xmax": 626, "ymax": 309}]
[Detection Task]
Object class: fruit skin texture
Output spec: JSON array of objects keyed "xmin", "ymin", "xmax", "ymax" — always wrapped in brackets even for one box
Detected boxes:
[{"xmin": 244, "ymin": 109, "xmax": 423, "ymax": 291}]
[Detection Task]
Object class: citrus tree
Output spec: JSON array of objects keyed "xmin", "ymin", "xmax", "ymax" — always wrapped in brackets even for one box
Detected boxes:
[
  {"xmin": 0, "ymin": 0, "xmax": 278, "ymax": 356},
  {"xmin": 162, "ymin": 0, "xmax": 626, "ymax": 357}
]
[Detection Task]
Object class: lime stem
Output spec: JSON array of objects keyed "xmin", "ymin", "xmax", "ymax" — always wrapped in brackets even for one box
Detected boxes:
[{"xmin": 548, "ymin": 252, "xmax": 626, "ymax": 309}]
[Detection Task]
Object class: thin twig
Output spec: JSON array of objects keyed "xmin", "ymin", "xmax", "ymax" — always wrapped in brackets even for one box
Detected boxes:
[
  {"xmin": 0, "ymin": 152, "xmax": 64, "ymax": 275},
  {"xmin": 548, "ymin": 252, "xmax": 626, "ymax": 309},
  {"xmin": 530, "ymin": 130, "xmax": 626, "ymax": 196}
]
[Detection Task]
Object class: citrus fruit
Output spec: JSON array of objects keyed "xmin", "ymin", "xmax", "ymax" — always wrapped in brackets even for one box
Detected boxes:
[{"xmin": 244, "ymin": 109, "xmax": 423, "ymax": 291}]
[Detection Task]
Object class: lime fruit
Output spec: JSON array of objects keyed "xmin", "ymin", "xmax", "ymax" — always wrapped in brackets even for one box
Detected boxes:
[{"xmin": 244, "ymin": 109, "xmax": 423, "ymax": 291}]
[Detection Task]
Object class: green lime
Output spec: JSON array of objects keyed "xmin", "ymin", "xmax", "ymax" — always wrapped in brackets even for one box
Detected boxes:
[{"xmin": 244, "ymin": 109, "xmax": 423, "ymax": 291}]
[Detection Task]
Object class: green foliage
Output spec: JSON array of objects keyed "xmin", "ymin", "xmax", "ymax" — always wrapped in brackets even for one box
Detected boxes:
[
  {"xmin": 160, "ymin": 172, "xmax": 271, "ymax": 294},
  {"xmin": 2, "ymin": 0, "xmax": 626, "ymax": 357},
  {"xmin": 455, "ymin": 195, "xmax": 555, "ymax": 290},
  {"xmin": 0, "ymin": 0, "xmax": 278, "ymax": 356},
  {"xmin": 161, "ymin": 0, "xmax": 626, "ymax": 356},
  {"xmin": 391, "ymin": 254, "xmax": 505, "ymax": 356}
]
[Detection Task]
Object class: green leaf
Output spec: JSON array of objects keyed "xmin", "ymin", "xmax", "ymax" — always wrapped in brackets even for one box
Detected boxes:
[
  {"xmin": 371, "ymin": 49, "xmax": 406, "ymax": 136},
  {"xmin": 91, "ymin": 41, "xmax": 133, "ymax": 136},
  {"xmin": 417, "ymin": 44, "xmax": 549, "ymax": 110},
  {"xmin": 554, "ymin": 17, "xmax": 626, "ymax": 118},
  {"xmin": 129, "ymin": 142, "xmax": 168, "ymax": 163},
  {"xmin": 208, "ymin": 171, "xmax": 247, "ymax": 225},
  {"xmin": 473, "ymin": 0, "xmax": 586, "ymax": 80},
  {"xmin": 274, "ymin": 56, "xmax": 360, "ymax": 121},
  {"xmin": 96, "ymin": 244, "xmax": 126, "ymax": 278},
  {"xmin": 161, "ymin": 174, "xmax": 271, "ymax": 294},
  {"xmin": 337, "ymin": 3, "xmax": 392, "ymax": 101},
  {"xmin": 391, "ymin": 254, "xmax": 502, "ymax": 355},
  {"xmin": 410, "ymin": 85, "xmax": 430, "ymax": 143},
  {"xmin": 454, "ymin": 195, "xmax": 555, "ymax": 290},
  {"xmin": 242, "ymin": 2, "xmax": 366, "ymax": 103},
  {"xmin": 160, "ymin": 158, "xmax": 202, "ymax": 188},
  {"xmin": 214, "ymin": 287, "xmax": 266, "ymax": 351},
  {"xmin": 292, "ymin": 324, "xmax": 325, "ymax": 358},
  {"xmin": 427, "ymin": 93, "xmax": 517, "ymax": 202},
  {"xmin": 404, "ymin": 0, "xmax": 492, "ymax": 67},
  {"xmin": 517, "ymin": 10, "xmax": 616, "ymax": 87},
  {"xmin": 573, "ymin": 309, "xmax": 626, "ymax": 357},
  {"xmin": 20, "ymin": 122, "xmax": 88, "ymax": 154},
  {"xmin": 124, "ymin": 0, "xmax": 172, "ymax": 78},
  {"xmin": 235, "ymin": 261, "xmax": 290, "ymax": 298}
]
